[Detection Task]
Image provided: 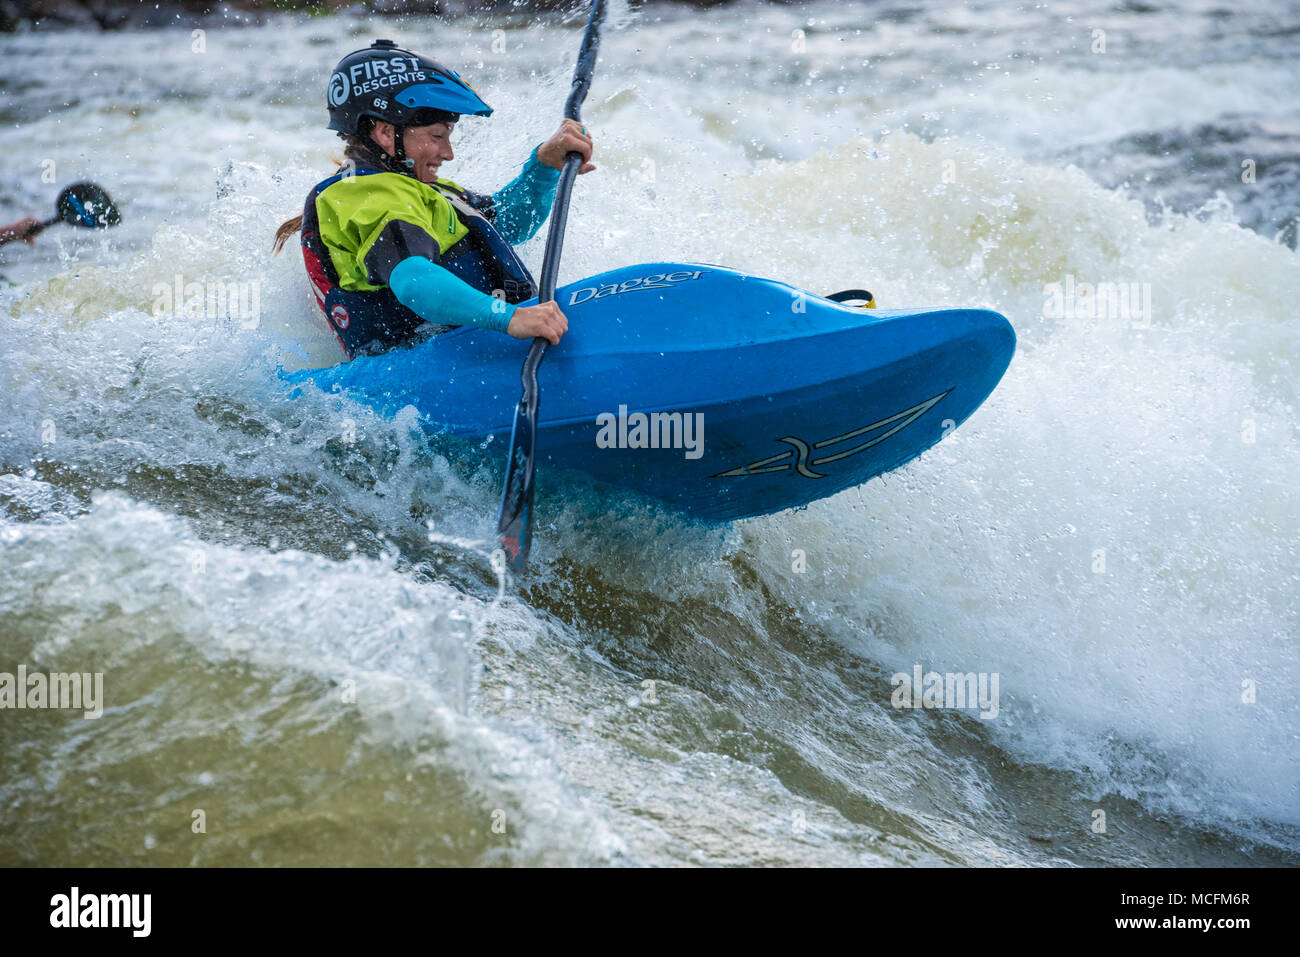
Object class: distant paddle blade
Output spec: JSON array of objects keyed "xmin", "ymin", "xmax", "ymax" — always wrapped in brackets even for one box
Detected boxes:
[
  {"xmin": 497, "ymin": 397, "xmax": 538, "ymax": 571},
  {"xmin": 56, "ymin": 182, "xmax": 121, "ymax": 229}
]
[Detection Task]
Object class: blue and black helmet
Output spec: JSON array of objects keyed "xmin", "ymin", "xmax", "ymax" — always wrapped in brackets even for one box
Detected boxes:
[{"xmin": 326, "ymin": 39, "xmax": 492, "ymax": 137}]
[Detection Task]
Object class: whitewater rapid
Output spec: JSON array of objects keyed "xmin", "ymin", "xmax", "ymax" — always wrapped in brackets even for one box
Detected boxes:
[{"xmin": 2, "ymin": 0, "xmax": 1296, "ymax": 865}]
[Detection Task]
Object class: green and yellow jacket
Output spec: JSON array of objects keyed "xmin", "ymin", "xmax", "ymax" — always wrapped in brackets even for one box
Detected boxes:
[{"xmin": 300, "ymin": 142, "xmax": 558, "ymax": 357}]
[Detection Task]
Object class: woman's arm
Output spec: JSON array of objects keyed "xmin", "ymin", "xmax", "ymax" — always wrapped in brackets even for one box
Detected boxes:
[
  {"xmin": 388, "ymin": 256, "xmax": 569, "ymax": 345},
  {"xmin": 490, "ymin": 145, "xmax": 561, "ymax": 246},
  {"xmin": 389, "ymin": 255, "xmax": 515, "ymax": 333},
  {"xmin": 0, "ymin": 216, "xmax": 43, "ymax": 247},
  {"xmin": 489, "ymin": 120, "xmax": 596, "ymax": 244}
]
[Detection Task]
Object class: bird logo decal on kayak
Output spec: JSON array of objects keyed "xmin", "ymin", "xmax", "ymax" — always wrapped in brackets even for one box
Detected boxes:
[{"xmin": 712, "ymin": 391, "xmax": 951, "ymax": 478}]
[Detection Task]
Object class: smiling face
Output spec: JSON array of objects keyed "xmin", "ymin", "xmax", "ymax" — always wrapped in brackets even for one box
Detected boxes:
[{"xmin": 370, "ymin": 120, "xmax": 455, "ymax": 184}]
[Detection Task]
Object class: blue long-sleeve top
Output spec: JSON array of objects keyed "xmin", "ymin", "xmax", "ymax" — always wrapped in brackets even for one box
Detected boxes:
[
  {"xmin": 492, "ymin": 145, "xmax": 561, "ymax": 245},
  {"xmin": 388, "ymin": 145, "xmax": 558, "ymax": 334}
]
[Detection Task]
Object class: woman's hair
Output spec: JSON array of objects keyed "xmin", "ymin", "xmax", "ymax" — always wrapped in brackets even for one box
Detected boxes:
[
  {"xmin": 272, "ymin": 122, "xmax": 384, "ymax": 255},
  {"xmin": 271, "ymin": 214, "xmax": 303, "ymax": 256}
]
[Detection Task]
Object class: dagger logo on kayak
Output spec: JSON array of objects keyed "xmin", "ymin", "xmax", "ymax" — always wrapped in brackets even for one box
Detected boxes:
[
  {"xmin": 568, "ymin": 269, "xmax": 708, "ymax": 306},
  {"xmin": 712, "ymin": 391, "xmax": 951, "ymax": 478}
]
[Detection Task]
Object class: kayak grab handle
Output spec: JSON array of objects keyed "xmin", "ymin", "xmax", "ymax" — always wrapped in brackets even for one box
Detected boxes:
[{"xmin": 826, "ymin": 288, "xmax": 877, "ymax": 309}]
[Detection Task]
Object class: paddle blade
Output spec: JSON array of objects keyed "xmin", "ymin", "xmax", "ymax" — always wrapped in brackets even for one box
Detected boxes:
[
  {"xmin": 496, "ymin": 392, "xmax": 538, "ymax": 571},
  {"xmin": 55, "ymin": 182, "xmax": 121, "ymax": 229}
]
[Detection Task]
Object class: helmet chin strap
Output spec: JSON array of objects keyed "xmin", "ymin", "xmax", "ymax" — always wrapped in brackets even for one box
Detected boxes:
[{"xmin": 389, "ymin": 126, "xmax": 416, "ymax": 175}]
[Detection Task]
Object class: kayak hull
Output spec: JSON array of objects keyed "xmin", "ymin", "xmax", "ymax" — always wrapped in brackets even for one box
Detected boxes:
[{"xmin": 284, "ymin": 262, "xmax": 1015, "ymax": 521}]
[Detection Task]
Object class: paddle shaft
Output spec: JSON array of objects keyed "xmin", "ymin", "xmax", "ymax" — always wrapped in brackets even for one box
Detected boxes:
[
  {"xmin": 496, "ymin": 0, "xmax": 606, "ymax": 570},
  {"xmin": 517, "ymin": 130, "xmax": 587, "ymax": 432}
]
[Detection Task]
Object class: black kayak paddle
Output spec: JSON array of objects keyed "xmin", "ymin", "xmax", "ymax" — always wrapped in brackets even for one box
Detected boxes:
[
  {"xmin": 496, "ymin": 0, "xmax": 607, "ymax": 573},
  {"xmin": 25, "ymin": 182, "xmax": 122, "ymax": 238}
]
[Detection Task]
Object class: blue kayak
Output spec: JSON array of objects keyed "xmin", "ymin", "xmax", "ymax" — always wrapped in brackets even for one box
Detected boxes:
[{"xmin": 284, "ymin": 262, "xmax": 1015, "ymax": 521}]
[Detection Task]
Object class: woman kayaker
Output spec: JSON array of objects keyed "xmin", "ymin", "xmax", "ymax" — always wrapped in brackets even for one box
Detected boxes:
[{"xmin": 274, "ymin": 38, "xmax": 595, "ymax": 360}]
